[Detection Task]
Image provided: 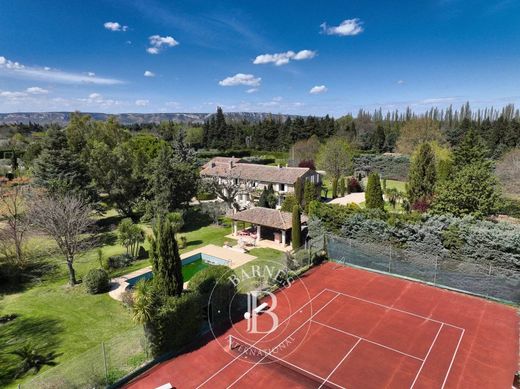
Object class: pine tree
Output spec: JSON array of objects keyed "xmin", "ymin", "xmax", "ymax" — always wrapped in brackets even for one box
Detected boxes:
[
  {"xmin": 407, "ymin": 142, "xmax": 437, "ymax": 208},
  {"xmin": 365, "ymin": 172, "xmax": 385, "ymax": 210},
  {"xmin": 33, "ymin": 126, "xmax": 92, "ymax": 198},
  {"xmin": 291, "ymin": 205, "xmax": 301, "ymax": 250},
  {"xmin": 150, "ymin": 215, "xmax": 183, "ymax": 297}
]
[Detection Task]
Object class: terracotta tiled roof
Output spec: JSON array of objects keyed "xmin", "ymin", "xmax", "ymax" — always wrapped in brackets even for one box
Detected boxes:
[
  {"xmin": 201, "ymin": 157, "xmax": 311, "ymax": 185},
  {"xmin": 230, "ymin": 207, "xmax": 308, "ymax": 230}
]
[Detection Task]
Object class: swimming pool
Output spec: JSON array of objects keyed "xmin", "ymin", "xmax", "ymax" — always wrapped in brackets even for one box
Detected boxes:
[{"xmin": 126, "ymin": 252, "xmax": 230, "ymax": 287}]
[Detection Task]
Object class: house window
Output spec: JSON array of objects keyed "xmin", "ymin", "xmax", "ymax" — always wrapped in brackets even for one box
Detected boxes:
[{"xmin": 279, "ymin": 183, "xmax": 286, "ymax": 192}]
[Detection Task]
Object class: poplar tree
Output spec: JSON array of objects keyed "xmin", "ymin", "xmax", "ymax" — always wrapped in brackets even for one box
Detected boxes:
[{"xmin": 407, "ymin": 142, "xmax": 437, "ymax": 207}]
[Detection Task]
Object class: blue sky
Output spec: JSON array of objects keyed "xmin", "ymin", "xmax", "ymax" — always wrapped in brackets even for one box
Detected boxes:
[{"xmin": 0, "ymin": 0, "xmax": 519, "ymax": 116}]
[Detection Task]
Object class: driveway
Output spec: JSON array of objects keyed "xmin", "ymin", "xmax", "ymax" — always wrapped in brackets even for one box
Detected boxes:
[{"xmin": 328, "ymin": 192, "xmax": 365, "ymax": 205}]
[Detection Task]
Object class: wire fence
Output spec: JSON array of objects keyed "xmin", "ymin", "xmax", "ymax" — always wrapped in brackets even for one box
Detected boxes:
[
  {"xmin": 20, "ymin": 326, "xmax": 151, "ymax": 389},
  {"xmin": 327, "ymin": 234, "xmax": 520, "ymax": 305}
]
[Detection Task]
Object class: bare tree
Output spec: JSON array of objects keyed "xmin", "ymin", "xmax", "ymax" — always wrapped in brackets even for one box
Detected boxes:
[
  {"xmin": 203, "ymin": 172, "xmax": 252, "ymax": 212},
  {"xmin": 0, "ymin": 182, "xmax": 30, "ymax": 268},
  {"xmin": 27, "ymin": 192, "xmax": 95, "ymax": 286}
]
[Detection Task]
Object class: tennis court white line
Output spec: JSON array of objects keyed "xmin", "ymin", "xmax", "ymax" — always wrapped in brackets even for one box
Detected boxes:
[
  {"xmin": 324, "ymin": 288, "xmax": 465, "ymax": 331},
  {"xmin": 311, "ymin": 319, "xmax": 425, "ymax": 362},
  {"xmin": 228, "ymin": 334, "xmax": 342, "ymax": 387},
  {"xmin": 440, "ymin": 328, "xmax": 465, "ymax": 389},
  {"xmin": 410, "ymin": 323, "xmax": 444, "ymax": 388},
  {"xmin": 195, "ymin": 289, "xmax": 329, "ymax": 389},
  {"xmin": 226, "ymin": 292, "xmax": 345, "ymax": 389},
  {"xmin": 318, "ymin": 338, "xmax": 362, "ymax": 389}
]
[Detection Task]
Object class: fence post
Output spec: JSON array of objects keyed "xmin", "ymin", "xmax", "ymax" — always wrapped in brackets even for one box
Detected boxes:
[
  {"xmin": 433, "ymin": 258, "xmax": 438, "ymax": 285},
  {"xmin": 102, "ymin": 341, "xmax": 109, "ymax": 385}
]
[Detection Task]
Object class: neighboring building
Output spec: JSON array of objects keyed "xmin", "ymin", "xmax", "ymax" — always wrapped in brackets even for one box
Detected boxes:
[{"xmin": 200, "ymin": 156, "xmax": 321, "ymax": 209}]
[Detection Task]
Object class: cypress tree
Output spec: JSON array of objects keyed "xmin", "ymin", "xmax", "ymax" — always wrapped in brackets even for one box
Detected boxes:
[
  {"xmin": 331, "ymin": 178, "xmax": 338, "ymax": 198},
  {"xmin": 407, "ymin": 142, "xmax": 437, "ymax": 207},
  {"xmin": 150, "ymin": 215, "xmax": 183, "ymax": 297},
  {"xmin": 365, "ymin": 172, "xmax": 385, "ymax": 210},
  {"xmin": 338, "ymin": 177, "xmax": 346, "ymax": 197},
  {"xmin": 291, "ymin": 205, "xmax": 301, "ymax": 250},
  {"xmin": 303, "ymin": 180, "xmax": 318, "ymax": 213},
  {"xmin": 294, "ymin": 177, "xmax": 303, "ymax": 206}
]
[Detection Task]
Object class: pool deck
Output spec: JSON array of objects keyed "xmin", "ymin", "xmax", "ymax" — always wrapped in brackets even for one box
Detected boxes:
[{"xmin": 108, "ymin": 244, "xmax": 257, "ymax": 301}]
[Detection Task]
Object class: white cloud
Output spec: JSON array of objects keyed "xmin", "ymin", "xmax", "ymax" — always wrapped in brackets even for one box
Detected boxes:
[
  {"xmin": 135, "ymin": 99, "xmax": 149, "ymax": 107},
  {"xmin": 144, "ymin": 70, "xmax": 155, "ymax": 77},
  {"xmin": 320, "ymin": 19, "xmax": 364, "ymax": 36},
  {"xmin": 147, "ymin": 35, "xmax": 179, "ymax": 54},
  {"xmin": 253, "ymin": 49, "xmax": 317, "ymax": 66},
  {"xmin": 219, "ymin": 73, "xmax": 261, "ymax": 87},
  {"xmin": 0, "ymin": 90, "xmax": 27, "ymax": 98},
  {"xmin": 26, "ymin": 87, "xmax": 48, "ymax": 94},
  {"xmin": 419, "ymin": 97, "xmax": 456, "ymax": 104},
  {"xmin": 309, "ymin": 85, "xmax": 328, "ymax": 94},
  {"xmin": 0, "ymin": 56, "xmax": 123, "ymax": 85},
  {"xmin": 273, "ymin": 96, "xmax": 283, "ymax": 102},
  {"xmin": 246, "ymin": 88, "xmax": 259, "ymax": 93},
  {"xmin": 88, "ymin": 72, "xmax": 96, "ymax": 77},
  {"xmin": 104, "ymin": 22, "xmax": 128, "ymax": 32},
  {"xmin": 397, "ymin": 80, "xmax": 405, "ymax": 85}
]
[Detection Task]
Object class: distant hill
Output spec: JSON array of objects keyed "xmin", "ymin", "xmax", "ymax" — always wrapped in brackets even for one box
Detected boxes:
[{"xmin": 0, "ymin": 111, "xmax": 300, "ymax": 126}]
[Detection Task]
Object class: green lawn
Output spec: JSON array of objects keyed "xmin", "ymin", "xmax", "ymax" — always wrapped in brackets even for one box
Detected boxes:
[
  {"xmin": 385, "ymin": 179, "xmax": 407, "ymax": 192},
  {"xmin": 0, "ymin": 208, "xmax": 235, "ymax": 388}
]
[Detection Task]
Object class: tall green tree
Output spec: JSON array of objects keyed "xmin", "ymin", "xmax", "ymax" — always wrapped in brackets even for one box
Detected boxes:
[
  {"xmin": 33, "ymin": 126, "xmax": 92, "ymax": 199},
  {"xmin": 291, "ymin": 205, "xmax": 301, "ymax": 250},
  {"xmin": 432, "ymin": 130, "xmax": 500, "ymax": 218},
  {"xmin": 149, "ymin": 215, "xmax": 183, "ymax": 297},
  {"xmin": 147, "ymin": 145, "xmax": 200, "ymax": 216},
  {"xmin": 258, "ymin": 185, "xmax": 277, "ymax": 209},
  {"xmin": 407, "ymin": 142, "xmax": 437, "ymax": 208},
  {"xmin": 365, "ymin": 172, "xmax": 385, "ymax": 210},
  {"xmin": 294, "ymin": 177, "xmax": 303, "ymax": 206}
]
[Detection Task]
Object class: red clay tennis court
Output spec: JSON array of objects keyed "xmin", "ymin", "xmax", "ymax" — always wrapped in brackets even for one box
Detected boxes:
[{"xmin": 125, "ymin": 262, "xmax": 519, "ymax": 389}]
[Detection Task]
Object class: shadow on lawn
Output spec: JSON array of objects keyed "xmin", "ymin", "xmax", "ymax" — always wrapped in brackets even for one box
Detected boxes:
[
  {"xmin": 182, "ymin": 209, "xmax": 213, "ymax": 232},
  {"xmin": 0, "ymin": 256, "xmax": 59, "ymax": 295},
  {"xmin": 0, "ymin": 315, "xmax": 62, "ymax": 386}
]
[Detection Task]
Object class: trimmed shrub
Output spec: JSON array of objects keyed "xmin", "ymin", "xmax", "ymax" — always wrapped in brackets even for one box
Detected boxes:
[
  {"xmin": 107, "ymin": 253, "xmax": 133, "ymax": 269},
  {"xmin": 149, "ymin": 291, "xmax": 203, "ymax": 356},
  {"xmin": 84, "ymin": 269, "xmax": 109, "ymax": 294},
  {"xmin": 365, "ymin": 172, "xmax": 385, "ymax": 210}
]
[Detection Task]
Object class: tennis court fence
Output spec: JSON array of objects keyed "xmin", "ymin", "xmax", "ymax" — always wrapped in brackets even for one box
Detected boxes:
[
  {"xmin": 20, "ymin": 326, "xmax": 151, "ymax": 389},
  {"xmin": 326, "ymin": 234, "xmax": 520, "ymax": 305}
]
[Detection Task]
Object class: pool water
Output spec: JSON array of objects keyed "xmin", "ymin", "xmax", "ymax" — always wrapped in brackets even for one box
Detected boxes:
[
  {"xmin": 182, "ymin": 258, "xmax": 209, "ymax": 281},
  {"xmin": 126, "ymin": 258, "xmax": 209, "ymax": 287}
]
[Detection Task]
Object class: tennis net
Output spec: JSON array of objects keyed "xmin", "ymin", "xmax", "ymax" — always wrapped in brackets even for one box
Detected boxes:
[{"xmin": 228, "ymin": 335, "xmax": 344, "ymax": 389}]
